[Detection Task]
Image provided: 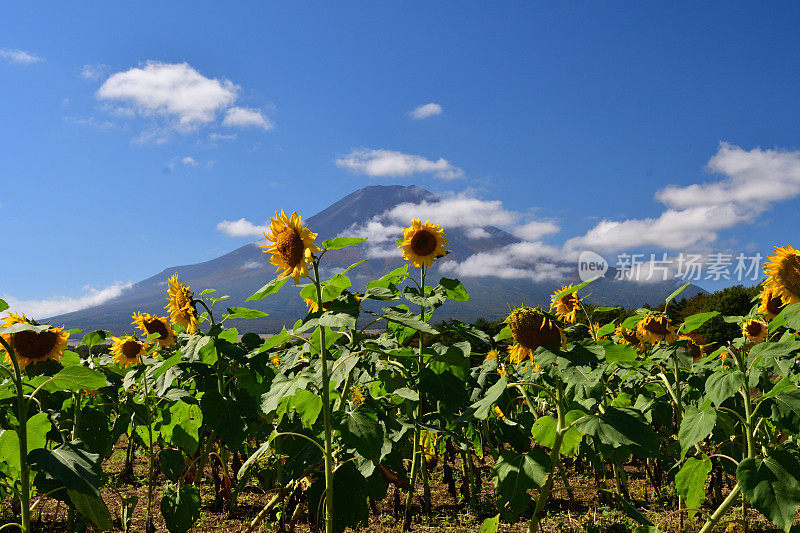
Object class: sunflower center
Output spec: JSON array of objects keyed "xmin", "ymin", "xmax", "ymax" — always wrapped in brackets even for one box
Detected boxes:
[
  {"xmin": 410, "ymin": 230, "xmax": 437, "ymax": 257},
  {"xmin": 509, "ymin": 310, "xmax": 561, "ymax": 350},
  {"xmin": 621, "ymin": 329, "xmax": 639, "ymax": 344},
  {"xmin": 745, "ymin": 322, "xmax": 764, "ymax": 337},
  {"xmin": 276, "ymin": 228, "xmax": 305, "ymax": 267},
  {"xmin": 778, "ymin": 253, "xmax": 800, "ymax": 296},
  {"xmin": 13, "ymin": 330, "xmax": 58, "ymax": 361},
  {"xmin": 766, "ymin": 294, "xmax": 785, "ymax": 316},
  {"xmin": 144, "ymin": 319, "xmax": 170, "ymax": 340},
  {"xmin": 644, "ymin": 318, "xmax": 670, "ymax": 337},
  {"xmin": 121, "ymin": 340, "xmax": 142, "ymax": 359}
]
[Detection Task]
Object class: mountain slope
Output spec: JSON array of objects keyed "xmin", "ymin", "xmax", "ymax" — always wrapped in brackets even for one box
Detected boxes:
[{"xmin": 48, "ymin": 185, "xmax": 704, "ymax": 333}]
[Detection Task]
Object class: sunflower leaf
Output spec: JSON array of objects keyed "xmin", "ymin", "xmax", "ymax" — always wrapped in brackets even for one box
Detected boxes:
[
  {"xmin": 49, "ymin": 366, "xmax": 107, "ymax": 392},
  {"xmin": 679, "ymin": 311, "xmax": 720, "ymax": 333},
  {"xmin": 665, "ymin": 282, "xmax": 691, "ymax": 306},
  {"xmin": 323, "ymin": 237, "xmax": 368, "ymax": 250},
  {"xmin": 247, "ymin": 277, "xmax": 291, "ymax": 301},
  {"xmin": 225, "ymin": 307, "xmax": 269, "ymax": 320},
  {"xmin": 0, "ymin": 299, "xmax": 7, "ymax": 313}
]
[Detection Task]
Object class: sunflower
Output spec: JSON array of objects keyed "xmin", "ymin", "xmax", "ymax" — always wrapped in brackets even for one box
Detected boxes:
[
  {"xmin": 351, "ymin": 385, "xmax": 365, "ymax": 406},
  {"xmin": 270, "ymin": 354, "xmax": 282, "ymax": 369},
  {"xmin": 1, "ymin": 313, "xmax": 69, "ymax": 369},
  {"xmin": 493, "ymin": 406, "xmax": 506, "ymax": 419},
  {"xmin": 110, "ymin": 336, "xmax": 148, "ymax": 368},
  {"xmin": 419, "ymin": 431, "xmax": 438, "ymax": 463},
  {"xmin": 506, "ymin": 306, "xmax": 566, "ymax": 364},
  {"xmin": 132, "ymin": 312, "xmax": 175, "ymax": 347},
  {"xmin": 636, "ymin": 314, "xmax": 678, "ymax": 345},
  {"xmin": 399, "ymin": 219, "xmax": 448, "ymax": 269},
  {"xmin": 758, "ymin": 287, "xmax": 786, "ymax": 319},
  {"xmin": 763, "ymin": 246, "xmax": 800, "ymax": 304},
  {"xmin": 550, "ymin": 285, "xmax": 581, "ymax": 323},
  {"xmin": 486, "ymin": 349, "xmax": 499, "ymax": 360},
  {"xmin": 678, "ymin": 335, "xmax": 704, "ymax": 360},
  {"xmin": 303, "ymin": 298, "xmax": 331, "ymax": 314},
  {"xmin": 741, "ymin": 318, "xmax": 768, "ymax": 344},
  {"xmin": 165, "ymin": 273, "xmax": 198, "ymax": 334},
  {"xmin": 261, "ymin": 210, "xmax": 321, "ymax": 285},
  {"xmin": 615, "ymin": 325, "xmax": 640, "ymax": 346}
]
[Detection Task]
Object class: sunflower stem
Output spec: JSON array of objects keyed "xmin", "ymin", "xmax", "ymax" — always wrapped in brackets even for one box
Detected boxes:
[
  {"xmin": 2, "ymin": 336, "xmax": 31, "ymax": 533},
  {"xmin": 313, "ymin": 260, "xmax": 334, "ymax": 533},
  {"xmin": 142, "ymin": 365, "xmax": 156, "ymax": 533}
]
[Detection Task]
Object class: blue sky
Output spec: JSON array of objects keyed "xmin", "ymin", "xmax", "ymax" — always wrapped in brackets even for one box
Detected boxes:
[{"xmin": 3, "ymin": 2, "xmax": 800, "ymax": 316}]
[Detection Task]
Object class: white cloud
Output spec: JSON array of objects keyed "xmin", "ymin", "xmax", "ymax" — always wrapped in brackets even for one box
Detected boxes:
[
  {"xmin": 513, "ymin": 220, "xmax": 560, "ymax": 241},
  {"xmin": 209, "ymin": 133, "xmax": 237, "ymax": 142},
  {"xmin": 216, "ymin": 218, "xmax": 267, "ymax": 237},
  {"xmin": 2, "ymin": 282, "xmax": 132, "ymax": 320},
  {"xmin": 409, "ymin": 103, "xmax": 443, "ymax": 119},
  {"xmin": 565, "ymin": 143, "xmax": 800, "ymax": 253},
  {"xmin": 222, "ymin": 107, "xmax": 274, "ymax": 130},
  {"xmin": 0, "ymin": 49, "xmax": 44, "ymax": 64},
  {"xmin": 63, "ymin": 115, "xmax": 117, "ymax": 130},
  {"xmin": 80, "ymin": 63, "xmax": 108, "ymax": 81},
  {"xmin": 440, "ymin": 242, "xmax": 569, "ymax": 282},
  {"xmin": 241, "ymin": 260, "xmax": 262, "ymax": 270},
  {"xmin": 97, "ymin": 61, "xmax": 239, "ymax": 130},
  {"xmin": 181, "ymin": 156, "xmax": 198, "ymax": 166},
  {"xmin": 385, "ymin": 194, "xmax": 515, "ymax": 227},
  {"xmin": 336, "ymin": 149, "xmax": 464, "ymax": 180}
]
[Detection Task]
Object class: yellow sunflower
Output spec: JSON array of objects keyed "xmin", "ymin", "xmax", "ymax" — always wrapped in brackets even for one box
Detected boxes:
[
  {"xmin": 1, "ymin": 313, "xmax": 69, "ymax": 369},
  {"xmin": 419, "ymin": 431, "xmax": 438, "ymax": 463},
  {"xmin": 132, "ymin": 312, "xmax": 176, "ymax": 347},
  {"xmin": 763, "ymin": 246, "xmax": 800, "ymax": 304},
  {"xmin": 165, "ymin": 273, "xmax": 198, "ymax": 334},
  {"xmin": 303, "ymin": 298, "xmax": 331, "ymax": 313},
  {"xmin": 758, "ymin": 287, "xmax": 786, "ymax": 319},
  {"xmin": 506, "ymin": 306, "xmax": 566, "ymax": 364},
  {"xmin": 636, "ymin": 314, "xmax": 678, "ymax": 345},
  {"xmin": 678, "ymin": 335, "xmax": 704, "ymax": 360},
  {"xmin": 486, "ymin": 349, "xmax": 499, "ymax": 360},
  {"xmin": 261, "ymin": 210, "xmax": 321, "ymax": 285},
  {"xmin": 550, "ymin": 285, "xmax": 581, "ymax": 323},
  {"xmin": 493, "ymin": 405, "xmax": 506, "ymax": 419},
  {"xmin": 615, "ymin": 325, "xmax": 640, "ymax": 346},
  {"xmin": 110, "ymin": 336, "xmax": 148, "ymax": 368},
  {"xmin": 741, "ymin": 318, "xmax": 768, "ymax": 344},
  {"xmin": 351, "ymin": 385, "xmax": 365, "ymax": 406},
  {"xmin": 399, "ymin": 219, "xmax": 448, "ymax": 269},
  {"xmin": 270, "ymin": 354, "xmax": 282, "ymax": 369}
]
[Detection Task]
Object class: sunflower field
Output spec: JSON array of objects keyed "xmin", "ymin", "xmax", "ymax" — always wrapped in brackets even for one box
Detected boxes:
[{"xmin": 4, "ymin": 213, "xmax": 800, "ymax": 533}]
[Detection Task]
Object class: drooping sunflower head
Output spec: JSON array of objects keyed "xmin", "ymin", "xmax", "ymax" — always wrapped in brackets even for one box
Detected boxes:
[
  {"xmin": 741, "ymin": 318, "xmax": 768, "ymax": 344},
  {"xmin": 110, "ymin": 336, "xmax": 148, "ymax": 368},
  {"xmin": 635, "ymin": 314, "xmax": 678, "ymax": 345},
  {"xmin": 615, "ymin": 325, "xmax": 640, "ymax": 346},
  {"xmin": 763, "ymin": 246, "xmax": 800, "ymax": 305},
  {"xmin": 351, "ymin": 385, "xmax": 365, "ymax": 406},
  {"xmin": 678, "ymin": 335, "xmax": 704, "ymax": 360},
  {"xmin": 132, "ymin": 312, "xmax": 175, "ymax": 347},
  {"xmin": 2, "ymin": 318, "xmax": 69, "ymax": 369},
  {"xmin": 399, "ymin": 219, "xmax": 448, "ymax": 269},
  {"xmin": 758, "ymin": 287, "xmax": 786, "ymax": 319},
  {"xmin": 261, "ymin": 210, "xmax": 321, "ymax": 285},
  {"xmin": 164, "ymin": 273, "xmax": 198, "ymax": 334},
  {"xmin": 550, "ymin": 284, "xmax": 581, "ymax": 323},
  {"xmin": 506, "ymin": 306, "xmax": 566, "ymax": 364}
]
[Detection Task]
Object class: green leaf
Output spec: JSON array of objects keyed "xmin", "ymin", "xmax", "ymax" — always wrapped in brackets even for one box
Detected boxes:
[
  {"xmin": 738, "ymin": 447, "xmax": 800, "ymax": 531},
  {"xmin": 225, "ymin": 307, "xmax": 268, "ymax": 319},
  {"xmin": 200, "ymin": 288, "xmax": 216, "ymax": 295},
  {"xmin": 342, "ymin": 258, "xmax": 368, "ymax": 274},
  {"xmin": 159, "ymin": 448, "xmax": 185, "ymax": 482},
  {"xmin": 333, "ymin": 406, "xmax": 384, "ymax": 459},
  {"xmin": 552, "ymin": 277, "xmax": 598, "ymax": 301},
  {"xmin": 576, "ymin": 407, "xmax": 660, "ymax": 457},
  {"xmin": 161, "ymin": 401, "xmax": 202, "ymax": 454},
  {"xmin": 322, "ymin": 237, "xmax": 368, "ymax": 250},
  {"xmin": 680, "ymin": 311, "xmax": 720, "ymax": 333},
  {"xmin": 705, "ymin": 371, "xmax": 744, "ymax": 406},
  {"xmin": 50, "ymin": 365, "xmax": 107, "ymax": 392},
  {"xmin": 306, "ymin": 461, "xmax": 370, "ymax": 533},
  {"xmin": 665, "ymin": 282, "xmax": 691, "ymax": 305},
  {"xmin": 366, "ymin": 265, "xmax": 409, "ymax": 289},
  {"xmin": 181, "ymin": 335, "xmax": 216, "ymax": 364},
  {"xmin": 494, "ymin": 325, "xmax": 512, "ymax": 343},
  {"xmin": 261, "ymin": 373, "xmax": 312, "ymax": 414},
  {"xmin": 675, "ymin": 457, "xmax": 712, "ymax": 518},
  {"xmin": 257, "ymin": 327, "xmax": 291, "ymax": 353},
  {"xmin": 492, "ymin": 449, "xmax": 550, "ymax": 520},
  {"xmin": 678, "ymin": 405, "xmax": 717, "ymax": 452},
  {"xmin": 531, "ymin": 410, "xmax": 584, "ymax": 456},
  {"xmin": 773, "ymin": 303, "xmax": 800, "ymax": 332},
  {"xmin": 160, "ymin": 482, "xmax": 201, "ymax": 533},
  {"xmin": 603, "ymin": 342, "xmax": 639, "ymax": 364},
  {"xmin": 469, "ymin": 378, "xmax": 507, "ymax": 420},
  {"xmin": 0, "ymin": 413, "xmax": 51, "ymax": 472},
  {"xmin": 247, "ymin": 277, "xmax": 291, "ymax": 301},
  {"xmin": 439, "ymin": 277, "xmax": 469, "ymax": 301},
  {"xmin": 81, "ymin": 330, "xmax": 110, "ymax": 349},
  {"xmin": 152, "ymin": 353, "xmax": 183, "ymax": 380},
  {"xmin": 480, "ymin": 514, "xmax": 500, "ymax": 533},
  {"xmin": 68, "ymin": 491, "xmax": 113, "ymax": 531},
  {"xmin": 382, "ymin": 307, "xmax": 438, "ymax": 334},
  {"xmin": 290, "ymin": 389, "xmax": 323, "ymax": 428},
  {"xmin": 200, "ymin": 390, "xmax": 246, "ymax": 449},
  {"xmin": 29, "ymin": 441, "xmax": 105, "ymax": 498},
  {"xmin": 0, "ymin": 299, "xmax": 7, "ymax": 313},
  {"xmin": 77, "ymin": 408, "xmax": 111, "ymax": 457}
]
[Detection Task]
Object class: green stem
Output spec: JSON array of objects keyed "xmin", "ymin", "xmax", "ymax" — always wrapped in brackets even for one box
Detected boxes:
[
  {"xmin": 143, "ymin": 368, "xmax": 155, "ymax": 532},
  {"xmin": 313, "ymin": 261, "xmax": 334, "ymax": 533},
  {"xmin": 698, "ymin": 484, "xmax": 741, "ymax": 533},
  {"xmin": 528, "ymin": 380, "xmax": 566, "ymax": 533},
  {"xmin": 9, "ymin": 345, "xmax": 31, "ymax": 533}
]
